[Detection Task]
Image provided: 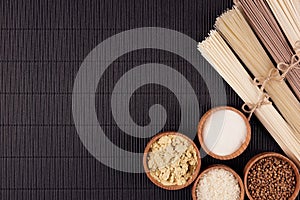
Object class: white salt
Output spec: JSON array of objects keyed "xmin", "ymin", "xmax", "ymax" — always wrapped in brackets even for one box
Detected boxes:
[{"xmin": 202, "ymin": 109, "xmax": 247, "ymax": 156}]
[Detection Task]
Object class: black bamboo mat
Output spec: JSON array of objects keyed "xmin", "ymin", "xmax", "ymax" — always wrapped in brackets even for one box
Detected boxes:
[{"xmin": 0, "ymin": 0, "xmax": 298, "ymax": 199}]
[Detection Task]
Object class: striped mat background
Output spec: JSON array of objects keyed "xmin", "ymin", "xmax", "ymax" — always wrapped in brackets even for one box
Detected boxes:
[{"xmin": 0, "ymin": 0, "xmax": 298, "ymax": 199}]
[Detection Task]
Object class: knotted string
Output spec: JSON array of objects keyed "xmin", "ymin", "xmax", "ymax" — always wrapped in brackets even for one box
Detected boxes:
[
  {"xmin": 277, "ymin": 40, "xmax": 300, "ymax": 79},
  {"xmin": 242, "ymin": 69, "xmax": 276, "ymax": 120},
  {"xmin": 253, "ymin": 68, "xmax": 281, "ymax": 92},
  {"xmin": 241, "ymin": 41, "xmax": 300, "ymax": 120},
  {"xmin": 242, "ymin": 93, "xmax": 272, "ymax": 120}
]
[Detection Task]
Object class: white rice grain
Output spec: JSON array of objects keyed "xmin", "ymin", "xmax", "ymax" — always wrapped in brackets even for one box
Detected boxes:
[{"xmin": 196, "ymin": 168, "xmax": 240, "ymax": 200}]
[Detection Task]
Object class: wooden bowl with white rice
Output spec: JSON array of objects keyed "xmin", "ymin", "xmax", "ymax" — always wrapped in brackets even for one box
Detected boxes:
[{"xmin": 192, "ymin": 164, "xmax": 245, "ymax": 200}]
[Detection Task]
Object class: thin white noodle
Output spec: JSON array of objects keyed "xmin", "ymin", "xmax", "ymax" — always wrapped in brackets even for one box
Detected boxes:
[{"xmin": 266, "ymin": 0, "xmax": 300, "ymax": 47}]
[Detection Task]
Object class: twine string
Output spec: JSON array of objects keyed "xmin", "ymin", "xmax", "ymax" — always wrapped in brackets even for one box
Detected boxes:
[
  {"xmin": 242, "ymin": 41, "xmax": 300, "ymax": 120},
  {"xmin": 253, "ymin": 68, "xmax": 281, "ymax": 92},
  {"xmin": 277, "ymin": 41, "xmax": 300, "ymax": 80},
  {"xmin": 242, "ymin": 93, "xmax": 272, "ymax": 121}
]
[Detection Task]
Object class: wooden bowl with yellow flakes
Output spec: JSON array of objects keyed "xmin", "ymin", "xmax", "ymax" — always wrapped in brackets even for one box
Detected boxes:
[{"xmin": 143, "ymin": 132, "xmax": 201, "ymax": 190}]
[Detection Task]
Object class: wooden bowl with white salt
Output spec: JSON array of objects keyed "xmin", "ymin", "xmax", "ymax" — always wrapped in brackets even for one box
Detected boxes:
[
  {"xmin": 143, "ymin": 132, "xmax": 201, "ymax": 190},
  {"xmin": 192, "ymin": 164, "xmax": 245, "ymax": 200},
  {"xmin": 197, "ymin": 106, "xmax": 251, "ymax": 160}
]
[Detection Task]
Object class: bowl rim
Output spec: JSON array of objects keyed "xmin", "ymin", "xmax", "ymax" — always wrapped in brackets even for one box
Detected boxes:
[
  {"xmin": 143, "ymin": 131, "xmax": 201, "ymax": 190},
  {"xmin": 243, "ymin": 152, "xmax": 300, "ymax": 200},
  {"xmin": 197, "ymin": 106, "xmax": 251, "ymax": 160},
  {"xmin": 191, "ymin": 164, "xmax": 245, "ymax": 200}
]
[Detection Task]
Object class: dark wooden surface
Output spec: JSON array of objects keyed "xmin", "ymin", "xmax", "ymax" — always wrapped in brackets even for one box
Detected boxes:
[{"xmin": 0, "ymin": 0, "xmax": 298, "ymax": 199}]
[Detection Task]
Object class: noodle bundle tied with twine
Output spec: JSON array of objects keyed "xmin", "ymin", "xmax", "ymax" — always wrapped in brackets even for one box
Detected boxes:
[
  {"xmin": 233, "ymin": 0, "xmax": 300, "ymax": 100},
  {"xmin": 198, "ymin": 31, "xmax": 300, "ymax": 168},
  {"xmin": 215, "ymin": 6, "xmax": 300, "ymax": 139},
  {"xmin": 277, "ymin": 41, "xmax": 300, "ymax": 79}
]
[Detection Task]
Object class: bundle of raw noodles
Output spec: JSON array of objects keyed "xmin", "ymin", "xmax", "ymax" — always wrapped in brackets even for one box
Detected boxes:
[
  {"xmin": 198, "ymin": 0, "xmax": 300, "ymax": 168},
  {"xmin": 234, "ymin": 0, "xmax": 300, "ymax": 100}
]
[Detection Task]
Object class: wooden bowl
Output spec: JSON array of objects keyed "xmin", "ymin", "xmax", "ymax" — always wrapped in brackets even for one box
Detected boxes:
[
  {"xmin": 197, "ymin": 106, "xmax": 251, "ymax": 160},
  {"xmin": 244, "ymin": 152, "xmax": 300, "ymax": 200},
  {"xmin": 192, "ymin": 164, "xmax": 245, "ymax": 200},
  {"xmin": 143, "ymin": 131, "xmax": 201, "ymax": 190}
]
